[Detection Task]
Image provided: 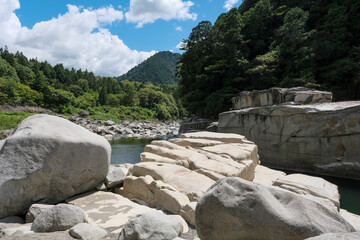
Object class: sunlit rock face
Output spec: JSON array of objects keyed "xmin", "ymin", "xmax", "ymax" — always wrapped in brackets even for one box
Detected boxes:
[
  {"xmin": 219, "ymin": 101, "xmax": 360, "ymax": 180},
  {"xmin": 0, "ymin": 114, "xmax": 111, "ymax": 219}
]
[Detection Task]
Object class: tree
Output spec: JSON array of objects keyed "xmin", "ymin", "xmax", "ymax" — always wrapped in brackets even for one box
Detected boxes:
[{"xmin": 98, "ymin": 86, "xmax": 108, "ymax": 105}]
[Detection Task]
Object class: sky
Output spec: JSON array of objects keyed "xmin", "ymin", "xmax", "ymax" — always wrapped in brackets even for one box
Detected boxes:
[{"xmin": 0, "ymin": 0, "xmax": 242, "ymax": 77}]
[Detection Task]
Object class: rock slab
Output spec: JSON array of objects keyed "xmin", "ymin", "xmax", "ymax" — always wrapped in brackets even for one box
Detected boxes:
[
  {"xmin": 196, "ymin": 177, "xmax": 355, "ymax": 240},
  {"xmin": 219, "ymin": 101, "xmax": 360, "ymax": 180},
  {"xmin": 0, "ymin": 114, "xmax": 111, "ymax": 218}
]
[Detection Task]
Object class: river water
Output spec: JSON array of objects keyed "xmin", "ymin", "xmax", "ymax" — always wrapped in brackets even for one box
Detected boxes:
[{"xmin": 110, "ymin": 141, "xmax": 360, "ymax": 215}]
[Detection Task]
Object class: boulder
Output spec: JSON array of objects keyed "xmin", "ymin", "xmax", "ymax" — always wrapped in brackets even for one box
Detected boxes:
[
  {"xmin": 196, "ymin": 177, "xmax": 354, "ymax": 240},
  {"xmin": 105, "ymin": 165, "xmax": 125, "ymax": 188},
  {"xmin": 0, "ymin": 216, "xmax": 24, "ymax": 224},
  {"xmin": 26, "ymin": 204, "xmax": 54, "ymax": 223},
  {"xmin": 0, "ymin": 114, "xmax": 111, "ymax": 218},
  {"xmin": 31, "ymin": 204, "xmax": 86, "ymax": 232},
  {"xmin": 180, "ymin": 202, "xmax": 196, "ymax": 226},
  {"xmin": 305, "ymin": 232, "xmax": 360, "ymax": 240},
  {"xmin": 273, "ymin": 174, "xmax": 340, "ymax": 210},
  {"xmin": 69, "ymin": 223, "xmax": 107, "ymax": 240},
  {"xmin": 66, "ymin": 191, "xmax": 158, "ymax": 230},
  {"xmin": 78, "ymin": 111, "xmax": 89, "ymax": 118},
  {"xmin": 252, "ymin": 165, "xmax": 286, "ymax": 186},
  {"xmin": 130, "ymin": 162, "xmax": 215, "ymax": 201},
  {"xmin": 218, "ymin": 101, "xmax": 360, "ymax": 180},
  {"xmin": 119, "ymin": 175, "xmax": 190, "ymax": 214},
  {"xmin": 118, "ymin": 211, "xmax": 183, "ymax": 240},
  {"xmin": 340, "ymin": 209, "xmax": 360, "ymax": 231}
]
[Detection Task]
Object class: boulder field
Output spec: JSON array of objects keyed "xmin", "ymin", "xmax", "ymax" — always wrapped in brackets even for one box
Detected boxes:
[{"xmin": 0, "ymin": 115, "xmax": 359, "ymax": 239}]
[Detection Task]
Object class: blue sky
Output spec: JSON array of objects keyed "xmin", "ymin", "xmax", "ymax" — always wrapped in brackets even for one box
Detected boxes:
[{"xmin": 0, "ymin": 0, "xmax": 242, "ymax": 76}]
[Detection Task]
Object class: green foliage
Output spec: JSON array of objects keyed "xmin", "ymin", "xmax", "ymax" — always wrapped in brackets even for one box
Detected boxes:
[
  {"xmin": 178, "ymin": 0, "xmax": 360, "ymax": 117},
  {"xmin": 118, "ymin": 51, "xmax": 180, "ymax": 85},
  {"xmin": 0, "ymin": 111, "xmax": 34, "ymax": 130},
  {"xmin": 0, "ymin": 48, "xmax": 183, "ymax": 121}
]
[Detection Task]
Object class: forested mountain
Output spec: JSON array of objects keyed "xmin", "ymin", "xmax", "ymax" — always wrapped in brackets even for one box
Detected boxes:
[
  {"xmin": 178, "ymin": 0, "xmax": 360, "ymax": 118},
  {"xmin": 0, "ymin": 47, "xmax": 184, "ymax": 120},
  {"xmin": 117, "ymin": 51, "xmax": 180, "ymax": 85}
]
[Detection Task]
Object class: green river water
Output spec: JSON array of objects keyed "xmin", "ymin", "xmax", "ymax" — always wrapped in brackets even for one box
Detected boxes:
[{"xmin": 110, "ymin": 141, "xmax": 360, "ymax": 215}]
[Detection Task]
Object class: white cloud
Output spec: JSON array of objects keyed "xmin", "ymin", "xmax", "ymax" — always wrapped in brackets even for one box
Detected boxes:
[
  {"xmin": 0, "ymin": 1, "xmax": 156, "ymax": 76},
  {"xmin": 176, "ymin": 41, "xmax": 187, "ymax": 50},
  {"xmin": 224, "ymin": 0, "xmax": 239, "ymax": 11},
  {"xmin": 125, "ymin": 0, "xmax": 197, "ymax": 28},
  {"xmin": 175, "ymin": 26, "xmax": 183, "ymax": 31}
]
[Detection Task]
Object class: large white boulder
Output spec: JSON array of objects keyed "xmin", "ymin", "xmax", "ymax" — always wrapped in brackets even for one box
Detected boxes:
[
  {"xmin": 196, "ymin": 177, "xmax": 355, "ymax": 240},
  {"xmin": 0, "ymin": 114, "xmax": 111, "ymax": 218}
]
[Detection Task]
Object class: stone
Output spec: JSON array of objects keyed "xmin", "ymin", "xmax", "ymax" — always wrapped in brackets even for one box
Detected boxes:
[
  {"xmin": 252, "ymin": 165, "xmax": 286, "ymax": 186},
  {"xmin": 118, "ymin": 211, "xmax": 183, "ymax": 240},
  {"xmin": 120, "ymin": 175, "xmax": 190, "ymax": 214},
  {"xmin": 31, "ymin": 204, "xmax": 86, "ymax": 232},
  {"xmin": 180, "ymin": 131, "xmax": 247, "ymax": 144},
  {"xmin": 0, "ymin": 114, "xmax": 111, "ymax": 218},
  {"xmin": 105, "ymin": 165, "xmax": 125, "ymax": 188},
  {"xmin": 96, "ymin": 183, "xmax": 107, "ymax": 191},
  {"xmin": 232, "ymin": 87, "xmax": 332, "ymax": 110},
  {"xmin": 273, "ymin": 174, "xmax": 340, "ymax": 210},
  {"xmin": 179, "ymin": 118, "xmax": 216, "ymax": 134},
  {"xmin": 196, "ymin": 177, "xmax": 354, "ymax": 240},
  {"xmin": 66, "ymin": 191, "xmax": 158, "ymax": 230},
  {"xmin": 305, "ymin": 232, "xmax": 360, "ymax": 240},
  {"xmin": 0, "ymin": 223, "xmax": 32, "ymax": 238},
  {"xmin": 69, "ymin": 223, "xmax": 108, "ymax": 240},
  {"xmin": 218, "ymin": 101, "xmax": 360, "ymax": 179},
  {"xmin": 340, "ymin": 209, "xmax": 360, "ymax": 231},
  {"xmin": 105, "ymin": 120, "xmax": 115, "ymax": 126},
  {"xmin": 130, "ymin": 162, "xmax": 215, "ymax": 201},
  {"xmin": 180, "ymin": 202, "xmax": 196, "ymax": 226},
  {"xmin": 26, "ymin": 204, "xmax": 54, "ymax": 223},
  {"xmin": 78, "ymin": 111, "xmax": 89, "ymax": 117}
]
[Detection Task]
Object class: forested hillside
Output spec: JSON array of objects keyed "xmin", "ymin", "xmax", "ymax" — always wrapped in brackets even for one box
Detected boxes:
[
  {"xmin": 178, "ymin": 0, "xmax": 360, "ymax": 118},
  {"xmin": 118, "ymin": 51, "xmax": 180, "ymax": 85},
  {"xmin": 0, "ymin": 47, "xmax": 184, "ymax": 120}
]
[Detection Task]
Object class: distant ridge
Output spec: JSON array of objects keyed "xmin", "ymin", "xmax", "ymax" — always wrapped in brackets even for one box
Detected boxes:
[{"xmin": 117, "ymin": 51, "xmax": 180, "ymax": 85}]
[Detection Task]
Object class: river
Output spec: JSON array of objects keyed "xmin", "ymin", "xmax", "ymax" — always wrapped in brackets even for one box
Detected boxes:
[{"xmin": 110, "ymin": 140, "xmax": 360, "ymax": 215}]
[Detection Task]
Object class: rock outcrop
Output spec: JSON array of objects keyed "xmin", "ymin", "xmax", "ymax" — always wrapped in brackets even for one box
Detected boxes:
[
  {"xmin": 196, "ymin": 177, "xmax": 355, "ymax": 240},
  {"xmin": 117, "ymin": 132, "xmax": 259, "ymax": 220},
  {"xmin": 219, "ymin": 101, "xmax": 360, "ymax": 180},
  {"xmin": 232, "ymin": 87, "xmax": 332, "ymax": 110},
  {"xmin": 0, "ymin": 114, "xmax": 111, "ymax": 218}
]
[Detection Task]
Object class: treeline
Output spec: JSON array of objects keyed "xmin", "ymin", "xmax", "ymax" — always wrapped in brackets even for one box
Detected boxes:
[
  {"xmin": 178, "ymin": 0, "xmax": 360, "ymax": 117},
  {"xmin": 0, "ymin": 47, "xmax": 184, "ymax": 120},
  {"xmin": 117, "ymin": 51, "xmax": 180, "ymax": 85}
]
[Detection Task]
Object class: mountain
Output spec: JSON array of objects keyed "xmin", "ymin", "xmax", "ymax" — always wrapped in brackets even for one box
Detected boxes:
[{"xmin": 117, "ymin": 51, "xmax": 180, "ymax": 85}]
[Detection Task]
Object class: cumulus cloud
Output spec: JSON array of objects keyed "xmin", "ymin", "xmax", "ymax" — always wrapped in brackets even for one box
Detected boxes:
[
  {"xmin": 176, "ymin": 41, "xmax": 187, "ymax": 50},
  {"xmin": 125, "ymin": 0, "xmax": 197, "ymax": 28},
  {"xmin": 175, "ymin": 26, "xmax": 183, "ymax": 31},
  {"xmin": 0, "ymin": 1, "xmax": 156, "ymax": 76},
  {"xmin": 224, "ymin": 0, "xmax": 239, "ymax": 11}
]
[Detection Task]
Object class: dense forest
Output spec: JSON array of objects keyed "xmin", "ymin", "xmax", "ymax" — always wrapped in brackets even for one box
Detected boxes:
[
  {"xmin": 0, "ymin": 47, "xmax": 184, "ymax": 121},
  {"xmin": 178, "ymin": 0, "xmax": 360, "ymax": 118},
  {"xmin": 117, "ymin": 51, "xmax": 180, "ymax": 85}
]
